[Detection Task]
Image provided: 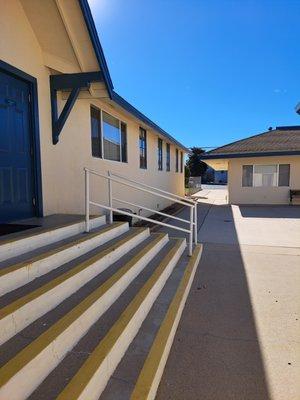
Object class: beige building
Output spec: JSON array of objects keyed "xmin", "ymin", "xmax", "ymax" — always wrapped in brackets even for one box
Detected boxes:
[
  {"xmin": 0, "ymin": 0, "xmax": 188, "ymax": 223},
  {"xmin": 201, "ymin": 126, "xmax": 300, "ymax": 205}
]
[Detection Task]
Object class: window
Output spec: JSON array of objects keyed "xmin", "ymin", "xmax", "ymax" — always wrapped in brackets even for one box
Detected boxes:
[
  {"xmin": 175, "ymin": 149, "xmax": 179, "ymax": 172},
  {"xmin": 90, "ymin": 106, "xmax": 102, "ymax": 158},
  {"xmin": 91, "ymin": 107, "xmax": 127, "ymax": 162},
  {"xmin": 278, "ymin": 164, "xmax": 290, "ymax": 186},
  {"xmin": 253, "ymin": 165, "xmax": 277, "ymax": 187},
  {"xmin": 139, "ymin": 127, "xmax": 147, "ymax": 169},
  {"xmin": 180, "ymin": 151, "xmax": 183, "ymax": 173},
  {"xmin": 242, "ymin": 164, "xmax": 290, "ymax": 187},
  {"xmin": 166, "ymin": 143, "xmax": 170, "ymax": 171},
  {"xmin": 103, "ymin": 111, "xmax": 121, "ymax": 161},
  {"xmin": 121, "ymin": 122, "xmax": 127, "ymax": 163},
  {"xmin": 242, "ymin": 165, "xmax": 253, "ymax": 187},
  {"xmin": 158, "ymin": 138, "xmax": 163, "ymax": 170}
]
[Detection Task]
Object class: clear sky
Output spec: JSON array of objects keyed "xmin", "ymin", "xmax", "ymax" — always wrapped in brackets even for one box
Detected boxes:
[{"xmin": 88, "ymin": 0, "xmax": 300, "ymax": 149}]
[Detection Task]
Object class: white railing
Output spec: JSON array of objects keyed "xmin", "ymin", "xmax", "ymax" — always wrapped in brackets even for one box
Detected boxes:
[{"xmin": 84, "ymin": 168, "xmax": 198, "ymax": 256}]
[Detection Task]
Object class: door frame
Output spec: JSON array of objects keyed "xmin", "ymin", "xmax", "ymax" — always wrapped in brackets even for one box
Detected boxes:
[{"xmin": 0, "ymin": 59, "xmax": 43, "ymax": 218}]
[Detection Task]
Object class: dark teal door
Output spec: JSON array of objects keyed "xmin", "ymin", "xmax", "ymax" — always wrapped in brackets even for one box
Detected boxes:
[{"xmin": 0, "ymin": 70, "xmax": 35, "ymax": 222}]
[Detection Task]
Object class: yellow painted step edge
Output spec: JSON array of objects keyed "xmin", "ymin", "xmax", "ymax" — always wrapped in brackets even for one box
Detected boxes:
[
  {"xmin": 0, "ymin": 222, "xmax": 126, "ymax": 278},
  {"xmin": 56, "ymin": 238, "xmax": 185, "ymax": 400},
  {"xmin": 0, "ymin": 227, "xmax": 147, "ymax": 320},
  {"xmin": 0, "ymin": 215, "xmax": 103, "ymax": 246},
  {"xmin": 131, "ymin": 244, "xmax": 203, "ymax": 400},
  {"xmin": 0, "ymin": 232, "xmax": 166, "ymax": 388}
]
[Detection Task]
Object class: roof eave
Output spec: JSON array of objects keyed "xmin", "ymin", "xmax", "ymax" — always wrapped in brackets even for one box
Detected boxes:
[
  {"xmin": 201, "ymin": 150, "xmax": 300, "ymax": 160},
  {"xmin": 78, "ymin": 0, "xmax": 114, "ymax": 98},
  {"xmin": 78, "ymin": 0, "xmax": 189, "ymax": 153},
  {"xmin": 111, "ymin": 91, "xmax": 190, "ymax": 152}
]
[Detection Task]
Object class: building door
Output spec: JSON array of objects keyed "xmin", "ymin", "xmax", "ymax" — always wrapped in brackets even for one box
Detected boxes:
[{"xmin": 0, "ymin": 70, "xmax": 36, "ymax": 222}]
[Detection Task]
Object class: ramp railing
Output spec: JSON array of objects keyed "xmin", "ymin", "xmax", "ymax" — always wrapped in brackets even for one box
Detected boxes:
[{"xmin": 84, "ymin": 168, "xmax": 198, "ymax": 256}]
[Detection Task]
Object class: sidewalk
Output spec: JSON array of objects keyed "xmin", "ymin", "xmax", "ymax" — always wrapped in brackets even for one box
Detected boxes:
[{"xmin": 155, "ymin": 188, "xmax": 300, "ymax": 400}]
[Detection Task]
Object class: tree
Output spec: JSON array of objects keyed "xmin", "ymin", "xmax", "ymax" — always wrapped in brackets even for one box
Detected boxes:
[
  {"xmin": 186, "ymin": 147, "xmax": 208, "ymax": 177},
  {"xmin": 184, "ymin": 165, "xmax": 190, "ymax": 187}
]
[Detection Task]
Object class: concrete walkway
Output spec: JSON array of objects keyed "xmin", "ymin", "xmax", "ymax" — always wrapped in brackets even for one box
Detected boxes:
[{"xmin": 156, "ymin": 186, "xmax": 300, "ymax": 400}]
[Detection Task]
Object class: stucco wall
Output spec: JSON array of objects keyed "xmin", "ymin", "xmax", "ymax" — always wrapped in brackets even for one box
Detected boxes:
[
  {"xmin": 228, "ymin": 156, "xmax": 300, "ymax": 204},
  {"xmin": 0, "ymin": 0, "xmax": 185, "ymax": 219}
]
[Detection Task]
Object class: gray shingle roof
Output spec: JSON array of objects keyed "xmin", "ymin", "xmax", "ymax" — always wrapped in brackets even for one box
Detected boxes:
[{"xmin": 202, "ymin": 126, "xmax": 300, "ymax": 159}]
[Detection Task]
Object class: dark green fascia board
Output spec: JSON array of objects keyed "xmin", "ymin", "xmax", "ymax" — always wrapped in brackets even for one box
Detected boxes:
[
  {"xmin": 111, "ymin": 91, "xmax": 190, "ymax": 153},
  {"xmin": 201, "ymin": 150, "xmax": 300, "ymax": 160},
  {"xmin": 78, "ymin": 0, "xmax": 113, "ymax": 97}
]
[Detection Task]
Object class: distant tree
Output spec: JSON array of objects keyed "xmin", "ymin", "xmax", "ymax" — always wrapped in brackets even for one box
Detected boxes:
[
  {"xmin": 184, "ymin": 165, "xmax": 190, "ymax": 187},
  {"xmin": 186, "ymin": 147, "xmax": 208, "ymax": 177}
]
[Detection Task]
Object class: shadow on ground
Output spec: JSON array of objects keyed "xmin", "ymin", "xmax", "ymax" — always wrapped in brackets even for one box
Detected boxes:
[
  {"xmin": 156, "ymin": 205, "xmax": 271, "ymax": 400},
  {"xmin": 239, "ymin": 204, "xmax": 300, "ymax": 218}
]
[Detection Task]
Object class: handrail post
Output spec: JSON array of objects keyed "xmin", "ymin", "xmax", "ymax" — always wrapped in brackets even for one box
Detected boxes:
[
  {"xmin": 194, "ymin": 202, "xmax": 198, "ymax": 244},
  {"xmin": 85, "ymin": 168, "xmax": 90, "ymax": 233},
  {"xmin": 108, "ymin": 171, "xmax": 113, "ymax": 224},
  {"xmin": 188, "ymin": 205, "xmax": 193, "ymax": 256}
]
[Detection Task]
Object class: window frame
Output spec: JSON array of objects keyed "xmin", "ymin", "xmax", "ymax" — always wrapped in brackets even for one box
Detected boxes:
[
  {"xmin": 180, "ymin": 151, "xmax": 183, "ymax": 173},
  {"xmin": 166, "ymin": 143, "xmax": 171, "ymax": 171},
  {"xmin": 158, "ymin": 138, "xmax": 163, "ymax": 171},
  {"xmin": 90, "ymin": 105, "xmax": 127, "ymax": 163},
  {"xmin": 242, "ymin": 163, "xmax": 290, "ymax": 188},
  {"xmin": 175, "ymin": 149, "xmax": 179, "ymax": 172},
  {"xmin": 90, "ymin": 105, "xmax": 102, "ymax": 159},
  {"xmin": 139, "ymin": 127, "xmax": 147, "ymax": 169}
]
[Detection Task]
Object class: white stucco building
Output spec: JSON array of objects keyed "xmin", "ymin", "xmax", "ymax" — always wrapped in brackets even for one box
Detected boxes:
[
  {"xmin": 0, "ymin": 0, "xmax": 188, "ymax": 223},
  {"xmin": 201, "ymin": 126, "xmax": 300, "ymax": 205}
]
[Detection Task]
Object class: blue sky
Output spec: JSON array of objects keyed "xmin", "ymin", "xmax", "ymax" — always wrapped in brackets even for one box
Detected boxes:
[{"xmin": 88, "ymin": 0, "xmax": 300, "ymax": 149}]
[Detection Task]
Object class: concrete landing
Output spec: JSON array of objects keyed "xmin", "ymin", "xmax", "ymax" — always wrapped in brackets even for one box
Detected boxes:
[{"xmin": 156, "ymin": 186, "xmax": 300, "ymax": 400}]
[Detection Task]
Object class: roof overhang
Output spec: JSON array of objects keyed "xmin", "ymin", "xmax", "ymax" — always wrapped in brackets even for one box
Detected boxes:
[
  {"xmin": 111, "ymin": 92, "xmax": 190, "ymax": 153},
  {"xmin": 78, "ymin": 0, "xmax": 113, "ymax": 97},
  {"xmin": 204, "ymin": 159, "xmax": 229, "ymax": 171},
  {"xmin": 201, "ymin": 150, "xmax": 300, "ymax": 160},
  {"xmin": 22, "ymin": 0, "xmax": 189, "ymax": 151}
]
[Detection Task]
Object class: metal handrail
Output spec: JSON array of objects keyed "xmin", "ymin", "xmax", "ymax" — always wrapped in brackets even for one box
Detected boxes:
[
  {"xmin": 109, "ymin": 171, "xmax": 197, "ymax": 205},
  {"xmin": 112, "ymin": 197, "xmax": 195, "ymax": 225},
  {"xmin": 84, "ymin": 167, "xmax": 198, "ymax": 256}
]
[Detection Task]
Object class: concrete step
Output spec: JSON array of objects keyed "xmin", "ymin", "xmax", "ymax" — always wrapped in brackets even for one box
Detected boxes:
[
  {"xmin": 0, "ymin": 228, "xmax": 149, "ymax": 345},
  {"xmin": 0, "ymin": 235, "xmax": 162, "ymax": 367},
  {"xmin": 27, "ymin": 239, "xmax": 177, "ymax": 400},
  {"xmin": 101, "ymin": 245, "xmax": 202, "ymax": 400},
  {"xmin": 55, "ymin": 237, "xmax": 186, "ymax": 400},
  {"xmin": 0, "ymin": 233, "xmax": 168, "ymax": 400},
  {"xmin": 0, "ymin": 229, "xmax": 137, "ymax": 309},
  {"xmin": 130, "ymin": 245, "xmax": 202, "ymax": 400},
  {"xmin": 0, "ymin": 222, "xmax": 128, "ymax": 296},
  {"xmin": 0, "ymin": 215, "xmax": 106, "ymax": 262}
]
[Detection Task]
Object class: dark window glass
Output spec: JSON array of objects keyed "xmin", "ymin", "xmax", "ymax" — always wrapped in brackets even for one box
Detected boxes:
[
  {"xmin": 180, "ymin": 151, "xmax": 183, "ymax": 173},
  {"xmin": 175, "ymin": 149, "xmax": 179, "ymax": 172},
  {"xmin": 91, "ymin": 106, "xmax": 102, "ymax": 158},
  {"xmin": 139, "ymin": 127, "xmax": 147, "ymax": 169},
  {"xmin": 121, "ymin": 122, "xmax": 127, "ymax": 162},
  {"xmin": 166, "ymin": 143, "xmax": 170, "ymax": 171},
  {"xmin": 278, "ymin": 164, "xmax": 290, "ymax": 186},
  {"xmin": 242, "ymin": 165, "xmax": 253, "ymax": 187},
  {"xmin": 158, "ymin": 138, "xmax": 163, "ymax": 170}
]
